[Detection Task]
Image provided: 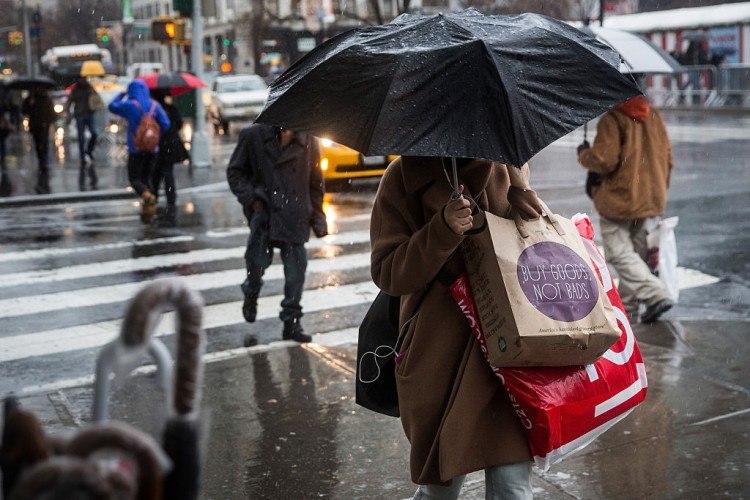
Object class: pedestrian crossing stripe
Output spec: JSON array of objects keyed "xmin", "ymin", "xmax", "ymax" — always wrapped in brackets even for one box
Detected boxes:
[
  {"xmin": 0, "ymin": 229, "xmax": 371, "ymax": 288},
  {"xmin": 0, "ymin": 281, "xmax": 378, "ymax": 363},
  {"xmin": 0, "ymin": 215, "xmax": 723, "ymax": 388},
  {"xmin": 0, "ymin": 251, "xmax": 372, "ymax": 319}
]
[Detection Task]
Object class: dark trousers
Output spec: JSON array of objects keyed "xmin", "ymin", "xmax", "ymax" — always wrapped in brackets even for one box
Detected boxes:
[
  {"xmin": 0, "ymin": 134, "xmax": 6, "ymax": 169},
  {"xmin": 127, "ymin": 152, "xmax": 156, "ymax": 196},
  {"xmin": 75, "ymin": 114, "xmax": 98, "ymax": 163},
  {"xmin": 30, "ymin": 127, "xmax": 49, "ymax": 170},
  {"xmin": 152, "ymin": 157, "xmax": 176, "ymax": 204},
  {"xmin": 242, "ymin": 211, "xmax": 307, "ymax": 322}
]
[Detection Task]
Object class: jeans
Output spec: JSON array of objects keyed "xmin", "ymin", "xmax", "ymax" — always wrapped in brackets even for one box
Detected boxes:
[
  {"xmin": 242, "ymin": 210, "xmax": 307, "ymax": 322},
  {"xmin": 152, "ymin": 158, "xmax": 176, "ymax": 204},
  {"xmin": 75, "ymin": 114, "xmax": 98, "ymax": 163},
  {"xmin": 413, "ymin": 462, "xmax": 533, "ymax": 500},
  {"xmin": 127, "ymin": 152, "xmax": 156, "ymax": 196},
  {"xmin": 600, "ymin": 216, "xmax": 669, "ymax": 315}
]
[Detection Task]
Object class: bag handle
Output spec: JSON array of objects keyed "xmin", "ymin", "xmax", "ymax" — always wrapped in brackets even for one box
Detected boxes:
[{"xmin": 511, "ymin": 200, "xmax": 565, "ymax": 239}]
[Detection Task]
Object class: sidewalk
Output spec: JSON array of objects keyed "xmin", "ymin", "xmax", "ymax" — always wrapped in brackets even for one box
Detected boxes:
[
  {"xmin": 0, "ymin": 132, "xmax": 230, "ymax": 207},
  {"xmin": 8, "ymin": 319, "xmax": 749, "ymax": 498}
]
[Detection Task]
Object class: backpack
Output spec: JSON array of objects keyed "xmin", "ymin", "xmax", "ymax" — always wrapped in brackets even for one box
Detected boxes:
[{"xmin": 133, "ymin": 101, "xmax": 161, "ymax": 153}]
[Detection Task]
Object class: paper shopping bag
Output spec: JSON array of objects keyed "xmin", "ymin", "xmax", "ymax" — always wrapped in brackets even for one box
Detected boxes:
[
  {"xmin": 450, "ymin": 213, "xmax": 648, "ymax": 471},
  {"xmin": 462, "ymin": 206, "xmax": 620, "ymax": 367}
]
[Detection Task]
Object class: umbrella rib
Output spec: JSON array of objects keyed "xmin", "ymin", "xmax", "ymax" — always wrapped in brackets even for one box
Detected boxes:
[{"xmin": 360, "ymin": 55, "xmax": 402, "ymax": 155}]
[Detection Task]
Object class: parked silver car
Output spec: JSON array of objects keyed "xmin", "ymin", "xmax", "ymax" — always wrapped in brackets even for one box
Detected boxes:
[{"xmin": 208, "ymin": 74, "xmax": 269, "ymax": 133}]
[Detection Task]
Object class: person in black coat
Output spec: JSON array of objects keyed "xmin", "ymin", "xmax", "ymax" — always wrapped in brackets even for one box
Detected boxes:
[
  {"xmin": 22, "ymin": 88, "xmax": 56, "ymax": 194},
  {"xmin": 227, "ymin": 124, "xmax": 328, "ymax": 343},
  {"xmin": 151, "ymin": 91, "xmax": 188, "ymax": 212}
]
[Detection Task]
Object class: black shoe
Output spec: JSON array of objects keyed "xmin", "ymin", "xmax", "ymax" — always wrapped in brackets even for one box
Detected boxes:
[
  {"xmin": 282, "ymin": 320, "xmax": 312, "ymax": 343},
  {"xmin": 642, "ymin": 299, "xmax": 673, "ymax": 324},
  {"xmin": 88, "ymin": 167, "xmax": 98, "ymax": 190},
  {"xmin": 242, "ymin": 296, "xmax": 257, "ymax": 323}
]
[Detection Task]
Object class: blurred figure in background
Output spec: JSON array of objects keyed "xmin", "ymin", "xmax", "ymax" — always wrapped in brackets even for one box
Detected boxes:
[
  {"xmin": 67, "ymin": 77, "xmax": 102, "ymax": 189},
  {"xmin": 151, "ymin": 91, "xmax": 188, "ymax": 222},
  {"xmin": 22, "ymin": 88, "xmax": 56, "ymax": 194},
  {"xmin": 577, "ymin": 95, "xmax": 674, "ymax": 324},
  {"xmin": 108, "ymin": 80, "xmax": 170, "ymax": 223},
  {"xmin": 0, "ymin": 86, "xmax": 13, "ymax": 171}
]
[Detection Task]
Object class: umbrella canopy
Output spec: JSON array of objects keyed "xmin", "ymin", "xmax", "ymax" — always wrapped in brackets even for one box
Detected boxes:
[
  {"xmin": 587, "ymin": 26, "xmax": 683, "ymax": 74},
  {"xmin": 138, "ymin": 72, "xmax": 207, "ymax": 96},
  {"xmin": 80, "ymin": 60, "xmax": 106, "ymax": 77},
  {"xmin": 8, "ymin": 76, "xmax": 56, "ymax": 90},
  {"xmin": 257, "ymin": 9, "xmax": 641, "ymax": 167}
]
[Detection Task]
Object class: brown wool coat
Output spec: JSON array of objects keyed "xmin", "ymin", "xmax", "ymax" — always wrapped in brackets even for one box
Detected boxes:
[
  {"xmin": 578, "ymin": 108, "xmax": 673, "ymax": 220},
  {"xmin": 370, "ymin": 157, "xmax": 532, "ymax": 486}
]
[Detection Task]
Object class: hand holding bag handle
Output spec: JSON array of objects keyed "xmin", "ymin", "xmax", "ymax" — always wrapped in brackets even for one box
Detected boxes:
[{"xmin": 511, "ymin": 199, "xmax": 565, "ymax": 239}]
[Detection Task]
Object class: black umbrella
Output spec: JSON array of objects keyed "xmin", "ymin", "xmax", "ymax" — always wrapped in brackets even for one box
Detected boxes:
[
  {"xmin": 8, "ymin": 76, "xmax": 56, "ymax": 90},
  {"xmin": 257, "ymin": 9, "xmax": 641, "ymax": 168}
]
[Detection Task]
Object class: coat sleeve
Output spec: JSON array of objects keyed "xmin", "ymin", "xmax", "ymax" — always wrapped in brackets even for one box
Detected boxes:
[
  {"xmin": 578, "ymin": 113, "xmax": 622, "ymax": 175},
  {"xmin": 654, "ymin": 110, "xmax": 674, "ymax": 187},
  {"xmin": 370, "ymin": 165, "xmax": 464, "ymax": 296},
  {"xmin": 108, "ymin": 92, "xmax": 126, "ymax": 115},
  {"xmin": 307, "ymin": 138, "xmax": 327, "ymax": 235},
  {"xmin": 226, "ymin": 128, "xmax": 266, "ymax": 208},
  {"xmin": 154, "ymin": 104, "xmax": 171, "ymax": 134}
]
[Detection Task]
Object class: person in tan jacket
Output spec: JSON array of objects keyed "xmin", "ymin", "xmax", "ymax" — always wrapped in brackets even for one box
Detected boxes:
[
  {"xmin": 577, "ymin": 95, "xmax": 674, "ymax": 323},
  {"xmin": 370, "ymin": 156, "xmax": 542, "ymax": 499}
]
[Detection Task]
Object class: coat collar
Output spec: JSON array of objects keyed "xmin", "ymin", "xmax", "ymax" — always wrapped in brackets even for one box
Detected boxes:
[{"xmin": 401, "ymin": 157, "xmax": 494, "ymax": 197}]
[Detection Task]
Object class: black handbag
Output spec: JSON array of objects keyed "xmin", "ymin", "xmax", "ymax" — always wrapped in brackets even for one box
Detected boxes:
[
  {"xmin": 355, "ymin": 269, "xmax": 453, "ymax": 417},
  {"xmin": 355, "ymin": 291, "xmax": 402, "ymax": 417}
]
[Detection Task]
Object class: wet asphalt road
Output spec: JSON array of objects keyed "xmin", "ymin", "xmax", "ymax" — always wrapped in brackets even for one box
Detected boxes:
[
  {"xmin": 0, "ymin": 111, "xmax": 748, "ymax": 394},
  {"xmin": 0, "ymin": 111, "xmax": 748, "ymax": 498}
]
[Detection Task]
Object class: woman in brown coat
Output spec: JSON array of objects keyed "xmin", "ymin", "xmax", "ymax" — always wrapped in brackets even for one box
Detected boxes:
[{"xmin": 370, "ymin": 156, "xmax": 543, "ymax": 498}]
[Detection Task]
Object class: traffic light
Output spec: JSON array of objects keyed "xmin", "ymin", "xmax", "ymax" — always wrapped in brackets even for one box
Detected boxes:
[
  {"xmin": 151, "ymin": 18, "xmax": 185, "ymax": 43},
  {"xmin": 8, "ymin": 31, "xmax": 23, "ymax": 46},
  {"xmin": 96, "ymin": 27, "xmax": 111, "ymax": 43},
  {"xmin": 30, "ymin": 10, "xmax": 43, "ymax": 38}
]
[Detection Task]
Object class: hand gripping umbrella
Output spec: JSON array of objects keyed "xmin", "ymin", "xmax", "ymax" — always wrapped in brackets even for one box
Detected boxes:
[{"xmin": 257, "ymin": 8, "xmax": 642, "ymax": 177}]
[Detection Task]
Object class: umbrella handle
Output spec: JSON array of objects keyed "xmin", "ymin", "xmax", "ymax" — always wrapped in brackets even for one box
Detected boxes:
[{"xmin": 583, "ymin": 122, "xmax": 588, "ymax": 143}]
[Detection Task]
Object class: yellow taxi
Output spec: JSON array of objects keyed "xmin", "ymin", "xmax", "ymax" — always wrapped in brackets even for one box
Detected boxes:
[{"xmin": 318, "ymin": 138, "xmax": 397, "ymax": 187}]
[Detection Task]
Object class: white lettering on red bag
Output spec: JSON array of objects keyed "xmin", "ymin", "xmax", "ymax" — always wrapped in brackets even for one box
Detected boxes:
[{"xmin": 451, "ymin": 214, "xmax": 648, "ymax": 471}]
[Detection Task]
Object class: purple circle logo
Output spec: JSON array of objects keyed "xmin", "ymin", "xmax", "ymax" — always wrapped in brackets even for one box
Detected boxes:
[{"xmin": 516, "ymin": 242, "xmax": 599, "ymax": 322}]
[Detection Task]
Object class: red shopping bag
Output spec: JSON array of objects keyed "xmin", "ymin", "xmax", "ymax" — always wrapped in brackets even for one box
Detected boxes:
[{"xmin": 451, "ymin": 214, "xmax": 647, "ymax": 471}]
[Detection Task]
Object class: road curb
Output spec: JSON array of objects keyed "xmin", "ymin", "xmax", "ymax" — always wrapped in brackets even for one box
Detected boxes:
[
  {"xmin": 0, "ymin": 181, "xmax": 230, "ymax": 208},
  {"xmin": 0, "ymin": 188, "xmax": 134, "ymax": 208}
]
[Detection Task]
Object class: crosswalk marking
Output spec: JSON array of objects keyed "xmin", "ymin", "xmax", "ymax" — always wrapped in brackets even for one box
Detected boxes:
[
  {"xmin": 0, "ymin": 229, "xmax": 371, "ymax": 287},
  {"xmin": 17, "ymin": 327, "xmax": 361, "ymax": 397},
  {"xmin": 0, "ymin": 281, "xmax": 378, "ymax": 363},
  {"xmin": 0, "ymin": 252, "xmax": 371, "ymax": 319},
  {"xmin": 0, "ymin": 204, "xmax": 725, "ymax": 401},
  {"xmin": 0, "ymin": 236, "xmax": 195, "ymax": 263}
]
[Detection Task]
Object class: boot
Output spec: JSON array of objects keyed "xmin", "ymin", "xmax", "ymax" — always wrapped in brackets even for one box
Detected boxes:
[
  {"xmin": 240, "ymin": 279, "xmax": 258, "ymax": 323},
  {"xmin": 641, "ymin": 299, "xmax": 673, "ymax": 324},
  {"xmin": 282, "ymin": 319, "xmax": 312, "ymax": 343},
  {"xmin": 140, "ymin": 190, "xmax": 157, "ymax": 223},
  {"xmin": 35, "ymin": 167, "xmax": 50, "ymax": 194},
  {"xmin": 88, "ymin": 166, "xmax": 98, "ymax": 190}
]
